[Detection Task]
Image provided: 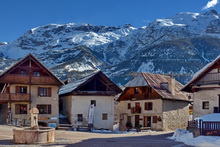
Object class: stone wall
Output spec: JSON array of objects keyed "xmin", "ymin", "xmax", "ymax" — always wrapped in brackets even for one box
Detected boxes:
[{"xmin": 162, "ymin": 100, "xmax": 189, "ymax": 131}]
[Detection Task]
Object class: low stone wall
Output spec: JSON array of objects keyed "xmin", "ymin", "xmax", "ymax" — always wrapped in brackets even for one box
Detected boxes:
[{"xmin": 13, "ymin": 127, "xmax": 55, "ymax": 144}]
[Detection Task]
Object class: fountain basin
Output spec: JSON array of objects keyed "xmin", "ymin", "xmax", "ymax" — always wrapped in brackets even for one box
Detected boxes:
[{"xmin": 13, "ymin": 127, "xmax": 55, "ymax": 144}]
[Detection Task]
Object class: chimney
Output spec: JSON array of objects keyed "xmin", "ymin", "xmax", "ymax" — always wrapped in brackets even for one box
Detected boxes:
[
  {"xmin": 169, "ymin": 74, "xmax": 175, "ymax": 95},
  {"xmin": 64, "ymin": 77, "xmax": 72, "ymax": 85}
]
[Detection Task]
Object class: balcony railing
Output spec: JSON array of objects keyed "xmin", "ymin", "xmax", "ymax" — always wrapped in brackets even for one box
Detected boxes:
[
  {"xmin": 196, "ymin": 73, "xmax": 220, "ymax": 85},
  {"xmin": 0, "ymin": 93, "xmax": 30, "ymax": 102},
  {"xmin": 1, "ymin": 74, "xmax": 57, "ymax": 85},
  {"xmin": 10, "ymin": 93, "xmax": 30, "ymax": 101},
  {"xmin": 131, "ymin": 107, "xmax": 142, "ymax": 114},
  {"xmin": 0, "ymin": 93, "xmax": 10, "ymax": 101},
  {"xmin": 131, "ymin": 94, "xmax": 147, "ymax": 100}
]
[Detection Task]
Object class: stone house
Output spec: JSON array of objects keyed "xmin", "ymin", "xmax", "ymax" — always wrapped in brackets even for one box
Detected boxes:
[
  {"xmin": 182, "ymin": 56, "xmax": 220, "ymax": 118},
  {"xmin": 118, "ymin": 72, "xmax": 189, "ymax": 131},
  {"xmin": 59, "ymin": 71, "xmax": 122, "ymax": 130},
  {"xmin": 0, "ymin": 54, "xmax": 63, "ymax": 126}
]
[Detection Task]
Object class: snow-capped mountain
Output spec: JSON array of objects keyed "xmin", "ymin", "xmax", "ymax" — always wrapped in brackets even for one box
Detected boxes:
[{"xmin": 1, "ymin": 10, "xmax": 220, "ymax": 85}]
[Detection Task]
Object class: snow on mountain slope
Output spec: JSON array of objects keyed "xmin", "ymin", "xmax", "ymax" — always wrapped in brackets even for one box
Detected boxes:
[{"xmin": 1, "ymin": 10, "xmax": 220, "ymax": 85}]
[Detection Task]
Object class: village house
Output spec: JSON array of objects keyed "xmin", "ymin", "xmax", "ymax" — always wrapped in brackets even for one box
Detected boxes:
[
  {"xmin": 0, "ymin": 54, "xmax": 63, "ymax": 126},
  {"xmin": 59, "ymin": 71, "xmax": 122, "ymax": 130},
  {"xmin": 118, "ymin": 72, "xmax": 190, "ymax": 131},
  {"xmin": 182, "ymin": 56, "xmax": 220, "ymax": 119}
]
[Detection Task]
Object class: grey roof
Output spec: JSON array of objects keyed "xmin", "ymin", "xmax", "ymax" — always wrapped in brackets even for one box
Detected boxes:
[{"xmin": 59, "ymin": 72, "xmax": 97, "ymax": 95}]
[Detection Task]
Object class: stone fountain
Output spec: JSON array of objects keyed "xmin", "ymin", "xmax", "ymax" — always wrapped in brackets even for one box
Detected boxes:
[{"xmin": 13, "ymin": 107, "xmax": 55, "ymax": 144}]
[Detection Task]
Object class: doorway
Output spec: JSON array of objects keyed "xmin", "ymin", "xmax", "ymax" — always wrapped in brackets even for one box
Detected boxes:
[
  {"xmin": 144, "ymin": 116, "xmax": 151, "ymax": 127},
  {"xmin": 135, "ymin": 115, "xmax": 139, "ymax": 128},
  {"xmin": 0, "ymin": 104, "xmax": 7, "ymax": 124}
]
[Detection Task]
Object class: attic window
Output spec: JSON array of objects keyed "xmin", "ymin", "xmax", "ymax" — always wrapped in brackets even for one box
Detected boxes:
[
  {"xmin": 21, "ymin": 70, "xmax": 27, "ymax": 75},
  {"xmin": 134, "ymin": 88, "xmax": 140, "ymax": 94}
]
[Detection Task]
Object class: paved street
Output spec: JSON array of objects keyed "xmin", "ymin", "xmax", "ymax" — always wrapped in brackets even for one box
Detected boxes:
[{"xmin": 0, "ymin": 125, "xmax": 192, "ymax": 147}]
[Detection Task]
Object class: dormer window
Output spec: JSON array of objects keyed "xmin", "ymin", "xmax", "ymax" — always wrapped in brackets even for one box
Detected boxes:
[
  {"xmin": 33, "ymin": 71, "xmax": 40, "ymax": 76},
  {"xmin": 21, "ymin": 70, "xmax": 27, "ymax": 75}
]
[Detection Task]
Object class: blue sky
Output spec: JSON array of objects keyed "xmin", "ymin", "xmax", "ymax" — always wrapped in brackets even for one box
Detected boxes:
[{"xmin": 0, "ymin": 0, "xmax": 219, "ymax": 42}]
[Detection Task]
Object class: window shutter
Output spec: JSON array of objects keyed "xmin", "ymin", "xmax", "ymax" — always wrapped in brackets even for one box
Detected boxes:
[
  {"xmin": 153, "ymin": 116, "xmax": 157, "ymax": 123},
  {"xmin": 145, "ymin": 102, "xmax": 148, "ymax": 110},
  {"xmin": 47, "ymin": 87, "xmax": 51, "ymax": 97},
  {"xmin": 15, "ymin": 86, "xmax": 20, "ymax": 93},
  {"xmin": 38, "ymin": 87, "xmax": 41, "ymax": 96},
  {"xmin": 150, "ymin": 102, "xmax": 153, "ymax": 110},
  {"xmin": 48, "ymin": 105, "xmax": 51, "ymax": 114},
  {"xmin": 15, "ymin": 104, "xmax": 20, "ymax": 114}
]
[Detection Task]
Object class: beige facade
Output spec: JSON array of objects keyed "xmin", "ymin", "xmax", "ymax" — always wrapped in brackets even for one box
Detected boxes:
[
  {"xmin": 60, "ymin": 95, "xmax": 115, "ymax": 130},
  {"xmin": 119, "ymin": 99, "xmax": 189, "ymax": 131},
  {"xmin": 10, "ymin": 84, "xmax": 60, "ymax": 126},
  {"xmin": 191, "ymin": 85, "xmax": 220, "ymax": 118},
  {"xmin": 119, "ymin": 99, "xmax": 163, "ymax": 131}
]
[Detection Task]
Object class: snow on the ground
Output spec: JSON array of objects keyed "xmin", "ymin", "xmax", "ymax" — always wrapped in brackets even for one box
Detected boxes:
[
  {"xmin": 168, "ymin": 129, "xmax": 220, "ymax": 147},
  {"xmin": 195, "ymin": 113, "xmax": 220, "ymax": 122}
]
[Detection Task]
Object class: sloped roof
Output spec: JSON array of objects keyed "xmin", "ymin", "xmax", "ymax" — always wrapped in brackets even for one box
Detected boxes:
[
  {"xmin": 0, "ymin": 54, "xmax": 64, "ymax": 86},
  {"xmin": 182, "ymin": 55, "xmax": 220, "ymax": 92},
  {"xmin": 59, "ymin": 71, "xmax": 122, "ymax": 95},
  {"xmin": 118, "ymin": 72, "xmax": 188, "ymax": 101},
  {"xmin": 59, "ymin": 72, "xmax": 97, "ymax": 95}
]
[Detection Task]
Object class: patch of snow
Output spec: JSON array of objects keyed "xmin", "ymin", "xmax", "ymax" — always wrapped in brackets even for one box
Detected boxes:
[
  {"xmin": 137, "ymin": 61, "xmax": 154, "ymax": 73},
  {"xmin": 169, "ymin": 129, "xmax": 220, "ymax": 147},
  {"xmin": 195, "ymin": 113, "xmax": 220, "ymax": 122}
]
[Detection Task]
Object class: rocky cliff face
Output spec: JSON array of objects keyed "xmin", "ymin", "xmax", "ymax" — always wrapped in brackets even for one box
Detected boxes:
[{"xmin": 1, "ymin": 10, "xmax": 220, "ymax": 85}]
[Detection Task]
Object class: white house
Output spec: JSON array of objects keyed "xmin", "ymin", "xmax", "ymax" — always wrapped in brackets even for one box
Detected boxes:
[
  {"xmin": 59, "ymin": 71, "xmax": 122, "ymax": 130},
  {"xmin": 182, "ymin": 56, "xmax": 220, "ymax": 118}
]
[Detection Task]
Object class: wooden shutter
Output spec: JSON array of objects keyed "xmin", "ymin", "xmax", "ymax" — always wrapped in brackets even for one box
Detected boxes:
[
  {"xmin": 153, "ymin": 116, "xmax": 157, "ymax": 123},
  {"xmin": 15, "ymin": 104, "xmax": 20, "ymax": 114},
  {"xmin": 47, "ymin": 87, "xmax": 51, "ymax": 97},
  {"xmin": 38, "ymin": 87, "xmax": 41, "ymax": 96},
  {"xmin": 48, "ymin": 105, "xmax": 51, "ymax": 114},
  {"xmin": 128, "ymin": 103, "xmax": 131, "ymax": 109},
  {"xmin": 145, "ymin": 102, "xmax": 148, "ymax": 110},
  {"xmin": 15, "ymin": 86, "xmax": 20, "ymax": 93},
  {"xmin": 149, "ymin": 102, "xmax": 153, "ymax": 110}
]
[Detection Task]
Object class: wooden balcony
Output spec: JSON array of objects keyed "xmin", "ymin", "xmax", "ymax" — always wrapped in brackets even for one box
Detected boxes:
[
  {"xmin": 10, "ymin": 93, "xmax": 30, "ymax": 101},
  {"xmin": 0, "ymin": 93, "xmax": 10, "ymax": 102},
  {"xmin": 196, "ymin": 73, "xmax": 220, "ymax": 85},
  {"xmin": 131, "ymin": 94, "xmax": 147, "ymax": 100},
  {"xmin": 0, "ymin": 74, "xmax": 57, "ymax": 85},
  {"xmin": 131, "ymin": 107, "xmax": 142, "ymax": 114},
  {"xmin": 0, "ymin": 93, "xmax": 30, "ymax": 102}
]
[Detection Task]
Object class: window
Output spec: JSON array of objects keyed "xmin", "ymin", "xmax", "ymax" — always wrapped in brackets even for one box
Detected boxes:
[
  {"xmin": 77, "ymin": 114, "xmax": 83, "ymax": 122},
  {"xmin": 16, "ymin": 86, "xmax": 27, "ymax": 94},
  {"xmin": 37, "ymin": 105, "xmax": 51, "ymax": 114},
  {"xmin": 38, "ymin": 87, "xmax": 51, "ymax": 97},
  {"xmin": 128, "ymin": 103, "xmax": 131, "ymax": 109},
  {"xmin": 33, "ymin": 71, "xmax": 40, "ymax": 76},
  {"xmin": 145, "ymin": 102, "xmax": 153, "ymax": 110},
  {"xmin": 202, "ymin": 101, "xmax": 209, "ymax": 109},
  {"xmin": 15, "ymin": 104, "xmax": 27, "ymax": 114},
  {"xmin": 21, "ymin": 70, "xmax": 27, "ymax": 75},
  {"xmin": 91, "ymin": 100, "xmax": 96, "ymax": 106},
  {"xmin": 153, "ymin": 116, "xmax": 158, "ymax": 123},
  {"xmin": 102, "ymin": 113, "xmax": 108, "ymax": 120},
  {"xmin": 134, "ymin": 88, "xmax": 140, "ymax": 94}
]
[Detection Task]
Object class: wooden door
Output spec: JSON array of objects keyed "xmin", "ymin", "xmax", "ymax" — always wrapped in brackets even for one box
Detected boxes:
[
  {"xmin": 135, "ymin": 115, "xmax": 139, "ymax": 128},
  {"xmin": 0, "ymin": 104, "xmax": 7, "ymax": 124},
  {"xmin": 144, "ymin": 116, "xmax": 151, "ymax": 127}
]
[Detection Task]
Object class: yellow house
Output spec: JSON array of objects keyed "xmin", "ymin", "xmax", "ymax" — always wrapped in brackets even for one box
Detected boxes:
[{"xmin": 0, "ymin": 54, "xmax": 63, "ymax": 126}]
